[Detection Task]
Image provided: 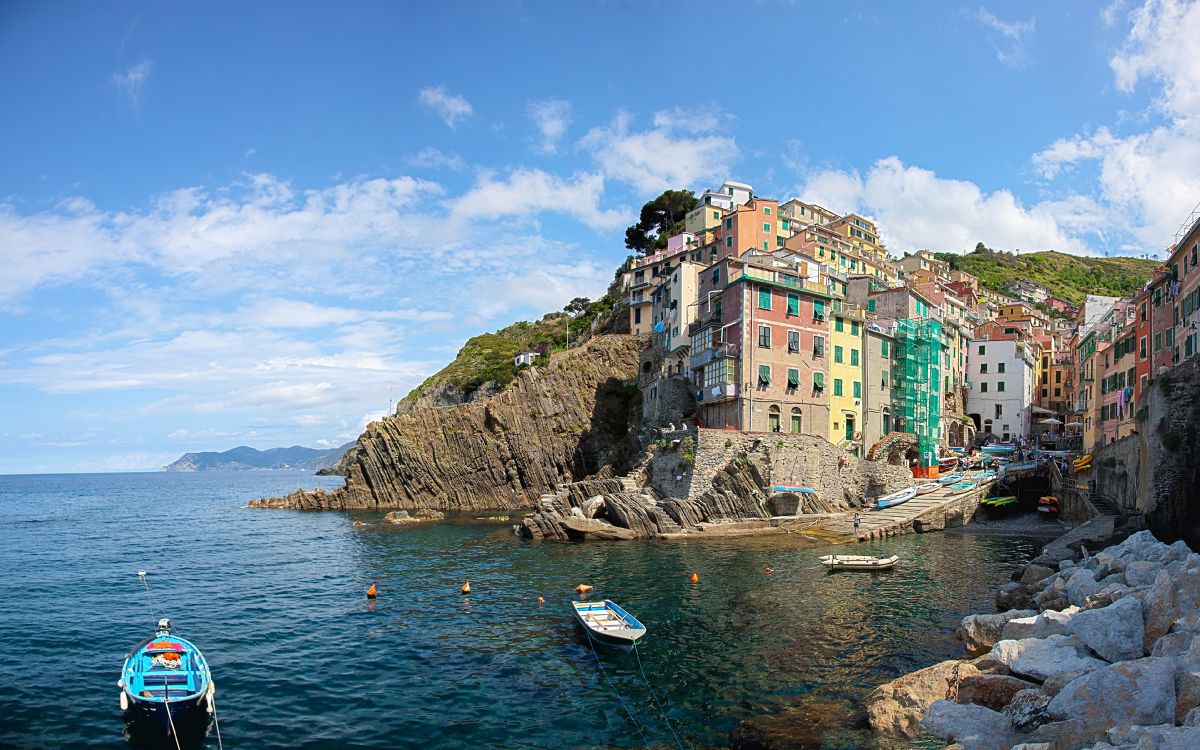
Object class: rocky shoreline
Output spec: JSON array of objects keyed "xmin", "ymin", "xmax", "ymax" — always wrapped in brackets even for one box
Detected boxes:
[{"xmin": 866, "ymin": 528, "xmax": 1200, "ymax": 749}]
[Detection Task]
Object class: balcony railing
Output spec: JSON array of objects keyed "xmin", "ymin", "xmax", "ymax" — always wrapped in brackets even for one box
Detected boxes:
[{"xmin": 696, "ymin": 382, "xmax": 739, "ymax": 402}]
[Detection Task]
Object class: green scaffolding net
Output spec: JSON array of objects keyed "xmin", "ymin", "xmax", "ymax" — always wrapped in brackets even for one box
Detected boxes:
[{"xmin": 893, "ymin": 319, "xmax": 943, "ymax": 467}]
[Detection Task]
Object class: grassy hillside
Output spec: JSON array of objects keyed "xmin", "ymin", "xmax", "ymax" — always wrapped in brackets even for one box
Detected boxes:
[{"xmin": 934, "ymin": 248, "xmax": 1160, "ymax": 306}]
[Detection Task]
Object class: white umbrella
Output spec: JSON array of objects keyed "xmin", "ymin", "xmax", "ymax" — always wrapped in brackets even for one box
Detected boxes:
[
  {"xmin": 1065, "ymin": 421, "xmax": 1083, "ymax": 428},
  {"xmin": 1039, "ymin": 417, "xmax": 1063, "ymax": 425}
]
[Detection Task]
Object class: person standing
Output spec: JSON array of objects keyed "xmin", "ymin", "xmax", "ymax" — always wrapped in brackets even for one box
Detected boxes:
[{"xmin": 852, "ymin": 512, "xmax": 861, "ymax": 537}]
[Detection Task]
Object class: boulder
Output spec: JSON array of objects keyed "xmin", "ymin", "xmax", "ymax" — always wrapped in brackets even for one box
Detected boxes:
[
  {"xmin": 559, "ymin": 517, "xmax": 637, "ymax": 541},
  {"xmin": 384, "ymin": 510, "xmax": 411, "ymax": 523},
  {"xmin": 1103, "ymin": 724, "xmax": 1200, "ymax": 749},
  {"xmin": 1068, "ymin": 596, "xmax": 1146, "ymax": 662},
  {"xmin": 1124, "ymin": 559, "xmax": 1162, "ymax": 587},
  {"xmin": 991, "ymin": 635, "xmax": 1108, "ymax": 682},
  {"xmin": 997, "ymin": 581, "xmax": 1034, "ymax": 611},
  {"xmin": 1065, "ymin": 568, "xmax": 1104, "ymax": 607},
  {"xmin": 1001, "ymin": 608, "xmax": 1078, "ymax": 641},
  {"xmin": 1091, "ymin": 551, "xmax": 1126, "ymax": 578},
  {"xmin": 1002, "ymin": 688, "xmax": 1052, "ymax": 732},
  {"xmin": 955, "ymin": 674, "xmax": 1038, "ymax": 711},
  {"xmin": 1020, "ymin": 564, "xmax": 1055, "ymax": 586},
  {"xmin": 581, "ymin": 495, "xmax": 605, "ymax": 519},
  {"xmin": 1041, "ymin": 669, "xmax": 1092, "ymax": 697},
  {"xmin": 1143, "ymin": 561, "xmax": 1200, "ymax": 653},
  {"xmin": 412, "ymin": 508, "xmax": 445, "ymax": 520},
  {"xmin": 1110, "ymin": 530, "xmax": 1171, "ymax": 563},
  {"xmin": 1047, "ymin": 657, "xmax": 1176, "ymax": 728},
  {"xmin": 865, "ymin": 659, "xmax": 979, "ymax": 738},
  {"xmin": 960, "ymin": 610, "xmax": 1037, "ymax": 656},
  {"xmin": 1151, "ymin": 630, "xmax": 1195, "ymax": 657},
  {"xmin": 1176, "ymin": 634, "xmax": 1200, "ymax": 723},
  {"xmin": 921, "ymin": 700, "xmax": 1013, "ymax": 750},
  {"xmin": 1186, "ymin": 705, "xmax": 1200, "ymax": 726}
]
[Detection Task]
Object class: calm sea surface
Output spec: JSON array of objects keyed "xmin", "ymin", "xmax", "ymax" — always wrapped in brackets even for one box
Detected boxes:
[{"xmin": 0, "ymin": 471, "xmax": 1042, "ymax": 749}]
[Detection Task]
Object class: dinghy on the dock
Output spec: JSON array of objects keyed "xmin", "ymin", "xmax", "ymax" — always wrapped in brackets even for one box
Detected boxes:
[
  {"xmin": 947, "ymin": 480, "xmax": 976, "ymax": 494},
  {"xmin": 571, "ymin": 599, "xmax": 647, "ymax": 646},
  {"xmin": 872, "ymin": 487, "xmax": 916, "ymax": 509},
  {"xmin": 981, "ymin": 443, "xmax": 1016, "ymax": 455},
  {"xmin": 915, "ymin": 482, "xmax": 940, "ymax": 495},
  {"xmin": 819, "ymin": 554, "xmax": 900, "ymax": 571},
  {"xmin": 938, "ymin": 472, "xmax": 964, "ymax": 486}
]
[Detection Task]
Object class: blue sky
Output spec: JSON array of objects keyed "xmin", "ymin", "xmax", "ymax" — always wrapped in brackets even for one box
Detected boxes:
[{"xmin": 1, "ymin": 0, "xmax": 1198, "ymax": 473}]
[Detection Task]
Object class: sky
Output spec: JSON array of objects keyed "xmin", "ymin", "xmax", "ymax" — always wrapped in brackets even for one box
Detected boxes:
[{"xmin": 1, "ymin": 0, "xmax": 1199, "ymax": 474}]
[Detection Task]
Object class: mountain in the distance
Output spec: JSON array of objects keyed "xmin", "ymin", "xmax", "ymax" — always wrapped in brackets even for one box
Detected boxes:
[{"xmin": 162, "ymin": 443, "xmax": 355, "ymax": 472}]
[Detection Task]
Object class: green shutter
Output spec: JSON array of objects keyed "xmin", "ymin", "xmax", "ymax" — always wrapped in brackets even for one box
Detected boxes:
[
  {"xmin": 851, "ymin": 349, "xmax": 859, "ymax": 366},
  {"xmin": 834, "ymin": 378, "xmax": 843, "ymax": 396},
  {"xmin": 851, "ymin": 321, "xmax": 859, "ymax": 336},
  {"xmin": 814, "ymin": 300, "xmax": 825, "ymax": 319},
  {"xmin": 881, "ymin": 340, "xmax": 889, "ymax": 357},
  {"xmin": 759, "ymin": 288, "xmax": 771, "ymax": 309},
  {"xmin": 787, "ymin": 368, "xmax": 800, "ymax": 387},
  {"xmin": 853, "ymin": 381, "xmax": 861, "ymax": 398},
  {"xmin": 834, "ymin": 346, "xmax": 844, "ymax": 363},
  {"xmin": 814, "ymin": 372, "xmax": 825, "ymax": 389},
  {"xmin": 868, "ymin": 299, "xmax": 876, "ymax": 312},
  {"xmin": 787, "ymin": 293, "xmax": 799, "ymax": 316},
  {"xmin": 758, "ymin": 365, "xmax": 771, "ymax": 385},
  {"xmin": 835, "ymin": 318, "xmax": 844, "ymax": 333}
]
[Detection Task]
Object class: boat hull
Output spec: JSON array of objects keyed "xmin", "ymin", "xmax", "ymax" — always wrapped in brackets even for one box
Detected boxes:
[
  {"xmin": 572, "ymin": 600, "xmax": 647, "ymax": 647},
  {"xmin": 819, "ymin": 554, "xmax": 899, "ymax": 571},
  {"xmin": 123, "ymin": 691, "xmax": 209, "ymax": 728},
  {"xmin": 873, "ymin": 489, "xmax": 916, "ymax": 509}
]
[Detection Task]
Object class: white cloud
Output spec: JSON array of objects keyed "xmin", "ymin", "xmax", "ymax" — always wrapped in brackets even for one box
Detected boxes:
[
  {"xmin": 113, "ymin": 60, "xmax": 153, "ymax": 108},
  {"xmin": 407, "ymin": 147, "xmax": 466, "ymax": 171},
  {"xmin": 451, "ymin": 169, "xmax": 630, "ymax": 230},
  {"xmin": 527, "ymin": 99, "xmax": 572, "ymax": 153},
  {"xmin": 581, "ymin": 110, "xmax": 739, "ymax": 194},
  {"xmin": 418, "ymin": 85, "xmax": 473, "ymax": 128},
  {"xmin": 799, "ymin": 156, "xmax": 1094, "ymax": 255},
  {"xmin": 974, "ymin": 8, "xmax": 1036, "ymax": 69},
  {"xmin": 1031, "ymin": 127, "xmax": 1118, "ymax": 178},
  {"xmin": 1110, "ymin": 0, "xmax": 1200, "ymax": 119}
]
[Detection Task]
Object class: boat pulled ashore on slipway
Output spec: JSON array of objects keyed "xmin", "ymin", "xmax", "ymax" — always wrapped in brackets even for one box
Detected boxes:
[{"xmin": 872, "ymin": 487, "xmax": 916, "ymax": 509}]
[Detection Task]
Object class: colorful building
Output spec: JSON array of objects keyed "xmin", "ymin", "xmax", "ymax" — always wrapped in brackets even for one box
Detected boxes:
[{"xmin": 829, "ymin": 302, "xmax": 867, "ymax": 453}]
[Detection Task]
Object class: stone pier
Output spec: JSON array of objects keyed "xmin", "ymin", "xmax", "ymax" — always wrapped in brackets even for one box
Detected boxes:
[{"xmin": 817, "ymin": 471, "xmax": 1000, "ymax": 541}]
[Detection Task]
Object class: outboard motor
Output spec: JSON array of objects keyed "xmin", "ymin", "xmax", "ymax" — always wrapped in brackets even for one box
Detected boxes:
[{"xmin": 156, "ymin": 618, "xmax": 172, "ymax": 635}]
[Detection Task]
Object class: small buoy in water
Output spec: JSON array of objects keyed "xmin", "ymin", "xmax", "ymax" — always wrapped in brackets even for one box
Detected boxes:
[
  {"xmin": 119, "ymin": 691, "xmax": 129, "ymax": 711},
  {"xmin": 461, "ymin": 581, "xmax": 471, "ymax": 595},
  {"xmin": 574, "ymin": 584, "xmax": 592, "ymax": 594},
  {"xmin": 690, "ymin": 572, "xmax": 699, "ymax": 583},
  {"xmin": 537, "ymin": 596, "xmax": 545, "ymax": 603},
  {"xmin": 764, "ymin": 566, "xmax": 773, "ymax": 574},
  {"xmin": 367, "ymin": 583, "xmax": 377, "ymax": 599}
]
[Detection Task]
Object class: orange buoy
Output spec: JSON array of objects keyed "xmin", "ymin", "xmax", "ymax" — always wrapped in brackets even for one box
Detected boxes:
[
  {"xmin": 461, "ymin": 581, "xmax": 471, "ymax": 595},
  {"xmin": 574, "ymin": 584, "xmax": 592, "ymax": 595},
  {"xmin": 763, "ymin": 567, "xmax": 773, "ymax": 574},
  {"xmin": 690, "ymin": 572, "xmax": 699, "ymax": 583},
  {"xmin": 366, "ymin": 583, "xmax": 378, "ymax": 599},
  {"xmin": 537, "ymin": 596, "xmax": 545, "ymax": 603}
]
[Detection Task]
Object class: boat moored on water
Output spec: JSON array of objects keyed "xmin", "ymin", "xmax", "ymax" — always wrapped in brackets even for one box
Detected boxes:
[
  {"xmin": 819, "ymin": 554, "xmax": 900, "ymax": 571},
  {"xmin": 872, "ymin": 487, "xmax": 916, "ymax": 509},
  {"xmin": 572, "ymin": 599, "xmax": 647, "ymax": 646},
  {"xmin": 120, "ymin": 617, "xmax": 214, "ymax": 731}
]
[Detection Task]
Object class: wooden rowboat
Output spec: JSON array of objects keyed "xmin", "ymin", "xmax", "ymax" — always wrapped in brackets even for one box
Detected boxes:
[
  {"xmin": 571, "ymin": 599, "xmax": 647, "ymax": 646},
  {"xmin": 819, "ymin": 554, "xmax": 900, "ymax": 571}
]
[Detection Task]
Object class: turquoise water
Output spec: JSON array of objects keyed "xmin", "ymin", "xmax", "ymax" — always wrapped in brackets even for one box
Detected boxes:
[{"xmin": 0, "ymin": 472, "xmax": 1040, "ymax": 749}]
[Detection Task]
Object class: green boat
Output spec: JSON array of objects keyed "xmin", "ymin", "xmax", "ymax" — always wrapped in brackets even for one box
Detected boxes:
[{"xmin": 981, "ymin": 495, "xmax": 1016, "ymax": 506}]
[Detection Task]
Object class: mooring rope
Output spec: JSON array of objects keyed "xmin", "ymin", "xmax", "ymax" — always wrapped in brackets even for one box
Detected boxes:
[
  {"xmin": 210, "ymin": 688, "xmax": 225, "ymax": 750},
  {"xmin": 632, "ymin": 640, "xmax": 689, "ymax": 750},
  {"xmin": 584, "ymin": 632, "xmax": 651, "ymax": 749},
  {"xmin": 163, "ymin": 685, "xmax": 182, "ymax": 750},
  {"xmin": 139, "ymin": 572, "xmax": 162, "ymax": 629}
]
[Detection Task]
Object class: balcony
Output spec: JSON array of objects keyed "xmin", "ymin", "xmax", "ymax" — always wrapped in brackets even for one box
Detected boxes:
[
  {"xmin": 690, "ymin": 343, "xmax": 737, "ymax": 370},
  {"xmin": 696, "ymin": 382, "xmax": 739, "ymax": 402}
]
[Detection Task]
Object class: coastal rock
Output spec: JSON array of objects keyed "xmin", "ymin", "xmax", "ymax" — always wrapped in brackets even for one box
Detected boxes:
[
  {"xmin": 955, "ymin": 674, "xmax": 1038, "ymax": 711},
  {"xmin": 1124, "ymin": 560, "xmax": 1163, "ymax": 587},
  {"xmin": 1110, "ymin": 530, "xmax": 1170, "ymax": 562},
  {"xmin": 960, "ymin": 610, "xmax": 1037, "ymax": 656},
  {"xmin": 990, "ymin": 635, "xmax": 1108, "ymax": 682},
  {"xmin": 1098, "ymin": 723, "xmax": 1200, "ymax": 749},
  {"xmin": 384, "ymin": 509, "xmax": 442, "ymax": 523},
  {"xmin": 1068, "ymin": 596, "xmax": 1145, "ymax": 662},
  {"xmin": 1001, "ymin": 608, "xmax": 1078, "ymax": 641},
  {"xmin": 1175, "ymin": 634, "xmax": 1200, "ymax": 723},
  {"xmin": 921, "ymin": 700, "xmax": 1013, "ymax": 750},
  {"xmin": 1002, "ymin": 688, "xmax": 1053, "ymax": 732},
  {"xmin": 1046, "ymin": 657, "xmax": 1176, "ymax": 728},
  {"xmin": 558, "ymin": 517, "xmax": 637, "ymax": 541},
  {"xmin": 997, "ymin": 581, "xmax": 1034, "ymax": 611},
  {"xmin": 865, "ymin": 659, "xmax": 979, "ymax": 738},
  {"xmin": 1152, "ymin": 630, "xmax": 1195, "ymax": 657},
  {"xmin": 1065, "ymin": 568, "xmax": 1104, "ymax": 607},
  {"xmin": 1020, "ymin": 564, "xmax": 1056, "ymax": 585},
  {"xmin": 581, "ymin": 496, "xmax": 605, "ymax": 519},
  {"xmin": 1142, "ymin": 560, "xmax": 1200, "ymax": 653}
]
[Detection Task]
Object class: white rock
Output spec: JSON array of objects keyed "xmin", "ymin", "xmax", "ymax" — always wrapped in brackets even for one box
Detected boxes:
[
  {"xmin": 921, "ymin": 699, "xmax": 1013, "ymax": 750},
  {"xmin": 1047, "ymin": 657, "xmax": 1176, "ymax": 728},
  {"xmin": 960, "ymin": 610, "xmax": 1037, "ymax": 655},
  {"xmin": 991, "ymin": 635, "xmax": 1108, "ymax": 682},
  {"xmin": 1066, "ymin": 568, "xmax": 1104, "ymax": 607},
  {"xmin": 1001, "ymin": 608, "xmax": 1078, "ymax": 641},
  {"xmin": 1110, "ymin": 530, "xmax": 1171, "ymax": 563},
  {"xmin": 1069, "ymin": 596, "xmax": 1146, "ymax": 662}
]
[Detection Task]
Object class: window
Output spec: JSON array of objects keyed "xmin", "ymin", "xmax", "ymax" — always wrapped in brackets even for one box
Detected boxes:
[
  {"xmin": 1056, "ymin": 370, "xmax": 1062, "ymax": 383},
  {"xmin": 758, "ymin": 325, "xmax": 771, "ymax": 348},
  {"xmin": 814, "ymin": 300, "xmax": 826, "ymax": 320},
  {"xmin": 998, "ymin": 362, "xmax": 1006, "ymax": 374},
  {"xmin": 1155, "ymin": 332, "xmax": 1163, "ymax": 351},
  {"xmin": 725, "ymin": 218, "xmax": 732, "ymax": 229},
  {"xmin": 787, "ymin": 368, "xmax": 800, "ymax": 391},
  {"xmin": 833, "ymin": 378, "xmax": 843, "ymax": 396},
  {"xmin": 758, "ymin": 365, "xmax": 771, "ymax": 385},
  {"xmin": 995, "ymin": 404, "xmax": 1003, "ymax": 417},
  {"xmin": 633, "ymin": 308, "xmax": 641, "ymax": 324},
  {"xmin": 791, "ymin": 410, "xmax": 801, "ymax": 433},
  {"xmin": 834, "ymin": 345, "xmax": 844, "ymax": 363},
  {"xmin": 1055, "ymin": 388, "xmax": 1061, "ymax": 397},
  {"xmin": 763, "ymin": 206, "xmax": 771, "ymax": 215},
  {"xmin": 835, "ymin": 318, "xmax": 844, "ymax": 333},
  {"xmin": 853, "ymin": 381, "xmax": 861, "ymax": 398},
  {"xmin": 813, "ymin": 372, "xmax": 825, "ymax": 391},
  {"xmin": 868, "ymin": 299, "xmax": 876, "ymax": 312},
  {"xmin": 814, "ymin": 335, "xmax": 825, "ymax": 358},
  {"xmin": 786, "ymin": 293, "xmax": 799, "ymax": 316},
  {"xmin": 980, "ymin": 363, "xmax": 988, "ymax": 374},
  {"xmin": 781, "ymin": 219, "xmax": 789, "ymax": 230},
  {"xmin": 850, "ymin": 348, "xmax": 859, "ymax": 366},
  {"xmin": 881, "ymin": 371, "xmax": 889, "ymax": 388},
  {"xmin": 981, "ymin": 382, "xmax": 988, "ymax": 393},
  {"xmin": 726, "ymin": 236, "xmax": 733, "ymax": 248},
  {"xmin": 851, "ymin": 321, "xmax": 860, "ymax": 336},
  {"xmin": 998, "ymin": 381, "xmax": 1006, "ymax": 392},
  {"xmin": 711, "ymin": 268, "xmax": 720, "ymax": 285},
  {"xmin": 713, "ymin": 210, "xmax": 720, "ymax": 220},
  {"xmin": 758, "ymin": 288, "xmax": 772, "ymax": 310},
  {"xmin": 1140, "ymin": 336, "xmax": 1148, "ymax": 359},
  {"xmin": 1042, "ymin": 388, "xmax": 1048, "ymax": 398},
  {"xmin": 762, "ymin": 241, "xmax": 769, "ymax": 251},
  {"xmin": 763, "ymin": 223, "xmax": 771, "ymax": 233},
  {"xmin": 881, "ymin": 340, "xmax": 889, "ymax": 358},
  {"xmin": 979, "ymin": 345, "xmax": 986, "ymax": 355}
]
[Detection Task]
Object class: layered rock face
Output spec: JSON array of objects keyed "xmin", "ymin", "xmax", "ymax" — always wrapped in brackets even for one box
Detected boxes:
[
  {"xmin": 252, "ymin": 335, "xmax": 645, "ymax": 511},
  {"xmin": 868, "ymin": 530, "xmax": 1200, "ymax": 749}
]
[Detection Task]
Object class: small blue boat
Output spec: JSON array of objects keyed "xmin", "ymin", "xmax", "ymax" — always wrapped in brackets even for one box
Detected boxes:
[
  {"xmin": 938, "ymin": 472, "xmax": 964, "ymax": 486},
  {"xmin": 120, "ymin": 617, "xmax": 213, "ymax": 732},
  {"xmin": 975, "ymin": 470, "xmax": 997, "ymax": 481},
  {"xmin": 981, "ymin": 444, "xmax": 1016, "ymax": 455},
  {"xmin": 873, "ymin": 487, "xmax": 916, "ymax": 509},
  {"xmin": 947, "ymin": 480, "xmax": 976, "ymax": 494},
  {"xmin": 572, "ymin": 599, "xmax": 647, "ymax": 646}
]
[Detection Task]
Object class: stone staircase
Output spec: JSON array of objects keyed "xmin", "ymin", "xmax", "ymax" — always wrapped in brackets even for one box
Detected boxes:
[{"xmin": 1091, "ymin": 493, "xmax": 1121, "ymax": 516}]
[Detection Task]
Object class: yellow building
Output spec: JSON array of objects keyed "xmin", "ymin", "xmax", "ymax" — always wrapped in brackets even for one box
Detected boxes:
[{"xmin": 829, "ymin": 304, "xmax": 867, "ymax": 454}]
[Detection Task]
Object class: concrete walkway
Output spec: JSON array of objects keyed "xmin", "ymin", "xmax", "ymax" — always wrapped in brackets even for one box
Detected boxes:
[{"xmin": 818, "ymin": 470, "xmax": 1000, "ymax": 540}]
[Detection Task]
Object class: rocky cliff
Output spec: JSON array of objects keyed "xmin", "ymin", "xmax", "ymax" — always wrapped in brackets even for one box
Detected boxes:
[{"xmin": 252, "ymin": 335, "xmax": 646, "ymax": 511}]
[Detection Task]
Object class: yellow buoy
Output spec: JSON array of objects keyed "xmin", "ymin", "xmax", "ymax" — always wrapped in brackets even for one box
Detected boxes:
[
  {"xmin": 690, "ymin": 572, "xmax": 699, "ymax": 583},
  {"xmin": 574, "ymin": 584, "xmax": 592, "ymax": 594},
  {"xmin": 461, "ymin": 581, "xmax": 471, "ymax": 595}
]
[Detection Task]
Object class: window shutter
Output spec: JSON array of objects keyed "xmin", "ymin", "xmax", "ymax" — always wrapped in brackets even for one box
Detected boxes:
[
  {"xmin": 758, "ymin": 365, "xmax": 771, "ymax": 385},
  {"xmin": 787, "ymin": 368, "xmax": 800, "ymax": 387}
]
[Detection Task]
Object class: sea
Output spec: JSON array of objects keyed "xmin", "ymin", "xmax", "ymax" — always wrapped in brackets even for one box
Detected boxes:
[{"xmin": 0, "ymin": 471, "xmax": 1042, "ymax": 749}]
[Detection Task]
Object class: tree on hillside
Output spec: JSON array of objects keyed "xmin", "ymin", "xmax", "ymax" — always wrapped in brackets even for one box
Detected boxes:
[
  {"xmin": 563, "ymin": 297, "xmax": 592, "ymax": 316},
  {"xmin": 624, "ymin": 189, "xmax": 698, "ymax": 254}
]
